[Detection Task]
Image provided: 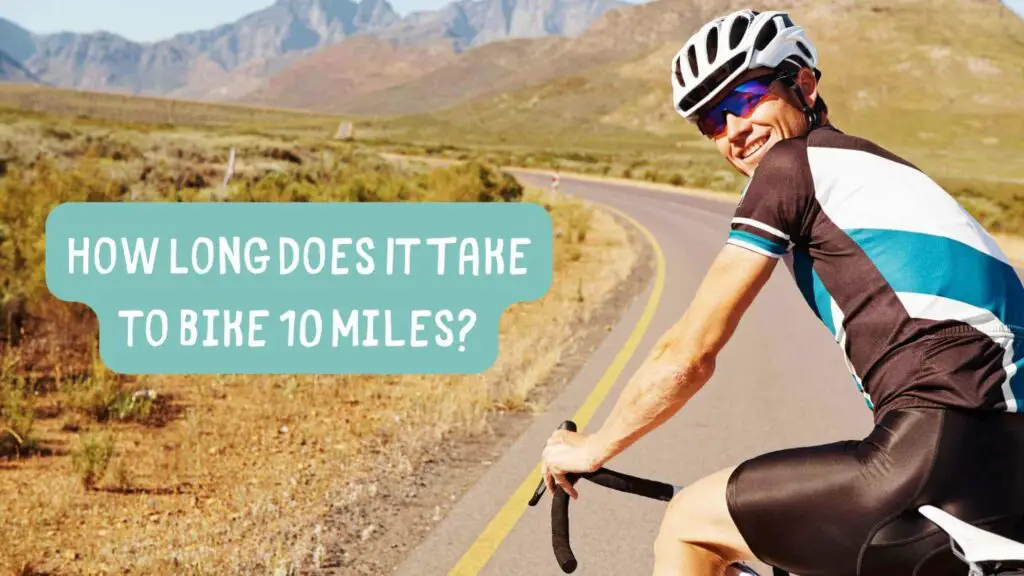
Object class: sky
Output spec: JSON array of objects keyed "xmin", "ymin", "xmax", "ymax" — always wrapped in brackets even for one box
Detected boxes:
[{"xmin": 0, "ymin": 0, "xmax": 1021, "ymax": 43}]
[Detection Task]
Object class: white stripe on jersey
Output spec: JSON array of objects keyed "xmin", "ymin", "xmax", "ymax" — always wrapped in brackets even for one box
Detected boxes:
[
  {"xmin": 830, "ymin": 298, "xmax": 845, "ymax": 345},
  {"xmin": 896, "ymin": 291, "xmax": 1018, "ymax": 410},
  {"xmin": 806, "ymin": 147, "xmax": 1011, "ymax": 265},
  {"xmin": 731, "ymin": 217, "xmax": 791, "ymax": 241},
  {"xmin": 830, "ymin": 298, "xmax": 874, "ymax": 407}
]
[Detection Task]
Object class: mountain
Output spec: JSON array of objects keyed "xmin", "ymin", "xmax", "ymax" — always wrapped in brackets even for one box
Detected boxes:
[
  {"xmin": 0, "ymin": 0, "xmax": 621, "ymax": 100},
  {"xmin": 244, "ymin": 35, "xmax": 460, "ymax": 111},
  {"xmin": 372, "ymin": 0, "xmax": 627, "ymax": 51},
  {"xmin": 246, "ymin": 0, "xmax": 646, "ymax": 113},
  {"xmin": 0, "ymin": 18, "xmax": 36, "ymax": 63},
  {"xmin": 435, "ymin": 0, "xmax": 1024, "ymax": 134},
  {"xmin": 326, "ymin": 0, "xmax": 803, "ymax": 116},
  {"xmin": 389, "ymin": 0, "xmax": 1024, "ymax": 187},
  {"xmin": 0, "ymin": 50, "xmax": 39, "ymax": 84},
  {"xmin": 1, "ymin": 0, "xmax": 399, "ymax": 96},
  {"xmin": 252, "ymin": 0, "xmax": 1024, "ymax": 129},
  {"xmin": 239, "ymin": 0, "xmax": 629, "ymax": 109}
]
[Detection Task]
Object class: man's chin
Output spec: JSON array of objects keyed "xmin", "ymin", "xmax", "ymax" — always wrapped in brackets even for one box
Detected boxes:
[
  {"xmin": 729, "ymin": 158, "xmax": 756, "ymax": 177},
  {"xmin": 732, "ymin": 141, "xmax": 776, "ymax": 176}
]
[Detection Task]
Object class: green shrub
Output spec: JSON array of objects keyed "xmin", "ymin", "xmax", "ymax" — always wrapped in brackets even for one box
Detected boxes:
[
  {"xmin": 1, "ymin": 376, "xmax": 36, "ymax": 457},
  {"xmin": 71, "ymin": 429, "xmax": 116, "ymax": 489},
  {"xmin": 420, "ymin": 161, "xmax": 523, "ymax": 203},
  {"xmin": 65, "ymin": 360, "xmax": 154, "ymax": 423}
]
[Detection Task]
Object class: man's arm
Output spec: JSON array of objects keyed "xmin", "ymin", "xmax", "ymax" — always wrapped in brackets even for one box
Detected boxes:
[{"xmin": 587, "ymin": 243, "xmax": 777, "ymax": 463}]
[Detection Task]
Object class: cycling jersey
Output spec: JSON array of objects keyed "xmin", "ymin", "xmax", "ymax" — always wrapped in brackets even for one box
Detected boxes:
[{"xmin": 725, "ymin": 123, "xmax": 1024, "ymax": 417}]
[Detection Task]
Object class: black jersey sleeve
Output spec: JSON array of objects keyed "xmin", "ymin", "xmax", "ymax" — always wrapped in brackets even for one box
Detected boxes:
[{"xmin": 726, "ymin": 138, "xmax": 815, "ymax": 258}]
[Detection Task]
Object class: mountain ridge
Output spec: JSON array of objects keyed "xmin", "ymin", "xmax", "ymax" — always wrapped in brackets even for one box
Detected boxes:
[
  {"xmin": 0, "ymin": 49, "xmax": 39, "ymax": 84},
  {"xmin": 247, "ymin": 0, "xmax": 725, "ymax": 115},
  {"xmin": 0, "ymin": 0, "xmax": 623, "ymax": 100}
]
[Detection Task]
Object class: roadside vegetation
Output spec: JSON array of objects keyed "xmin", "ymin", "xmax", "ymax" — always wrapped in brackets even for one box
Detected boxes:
[
  {"xmin": 4, "ymin": 83, "xmax": 1020, "ymax": 236},
  {"xmin": 368, "ymin": 132, "xmax": 1024, "ymax": 237},
  {"xmin": 0, "ymin": 89, "xmax": 639, "ymax": 574}
]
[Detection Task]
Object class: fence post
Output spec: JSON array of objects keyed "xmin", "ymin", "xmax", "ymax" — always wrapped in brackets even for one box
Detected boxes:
[{"xmin": 219, "ymin": 147, "xmax": 236, "ymax": 200}]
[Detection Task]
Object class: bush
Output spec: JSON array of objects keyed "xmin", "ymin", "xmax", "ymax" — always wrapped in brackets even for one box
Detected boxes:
[
  {"xmin": 1, "ymin": 374, "xmax": 36, "ymax": 458},
  {"xmin": 420, "ymin": 161, "xmax": 523, "ymax": 203},
  {"xmin": 66, "ymin": 378, "xmax": 154, "ymax": 424},
  {"xmin": 567, "ymin": 203, "xmax": 593, "ymax": 244},
  {"xmin": 72, "ymin": 429, "xmax": 116, "ymax": 489}
]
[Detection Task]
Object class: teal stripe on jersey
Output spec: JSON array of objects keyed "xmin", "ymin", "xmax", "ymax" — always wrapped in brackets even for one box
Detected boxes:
[
  {"xmin": 847, "ymin": 228, "xmax": 1024, "ymax": 408},
  {"xmin": 846, "ymin": 228, "xmax": 1024, "ymax": 327},
  {"xmin": 728, "ymin": 230, "xmax": 787, "ymax": 256},
  {"xmin": 791, "ymin": 249, "xmax": 836, "ymax": 336}
]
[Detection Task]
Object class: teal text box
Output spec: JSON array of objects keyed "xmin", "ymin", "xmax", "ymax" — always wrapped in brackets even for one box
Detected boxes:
[{"xmin": 45, "ymin": 202, "xmax": 553, "ymax": 374}]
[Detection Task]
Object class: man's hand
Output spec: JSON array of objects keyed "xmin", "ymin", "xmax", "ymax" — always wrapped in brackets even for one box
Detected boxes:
[{"xmin": 541, "ymin": 429, "xmax": 604, "ymax": 500}]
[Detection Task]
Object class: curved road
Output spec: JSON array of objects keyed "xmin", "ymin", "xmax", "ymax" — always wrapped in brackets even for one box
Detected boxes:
[{"xmin": 394, "ymin": 170, "xmax": 876, "ymax": 575}]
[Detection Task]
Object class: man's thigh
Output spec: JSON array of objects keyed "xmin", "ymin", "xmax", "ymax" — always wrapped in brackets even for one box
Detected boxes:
[{"xmin": 657, "ymin": 437, "xmax": 900, "ymax": 576}]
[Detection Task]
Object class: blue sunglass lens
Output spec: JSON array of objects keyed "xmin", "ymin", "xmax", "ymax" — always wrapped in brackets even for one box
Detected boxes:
[{"xmin": 697, "ymin": 76, "xmax": 775, "ymax": 137}]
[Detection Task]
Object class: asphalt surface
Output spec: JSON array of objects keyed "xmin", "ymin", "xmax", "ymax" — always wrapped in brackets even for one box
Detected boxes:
[{"xmin": 394, "ymin": 171, "xmax": 877, "ymax": 576}]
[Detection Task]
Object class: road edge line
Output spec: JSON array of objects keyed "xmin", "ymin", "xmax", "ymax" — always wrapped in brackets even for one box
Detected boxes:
[{"xmin": 448, "ymin": 202, "xmax": 667, "ymax": 575}]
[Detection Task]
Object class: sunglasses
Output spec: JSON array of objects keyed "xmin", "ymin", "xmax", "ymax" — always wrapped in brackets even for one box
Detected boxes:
[{"xmin": 694, "ymin": 71, "xmax": 791, "ymax": 138}]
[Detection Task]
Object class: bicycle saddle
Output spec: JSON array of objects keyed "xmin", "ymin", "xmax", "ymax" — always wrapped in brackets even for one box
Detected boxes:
[{"xmin": 919, "ymin": 505, "xmax": 1024, "ymax": 564}]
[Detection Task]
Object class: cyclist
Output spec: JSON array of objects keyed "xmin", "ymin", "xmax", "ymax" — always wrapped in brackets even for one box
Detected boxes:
[{"xmin": 539, "ymin": 9, "xmax": 1024, "ymax": 576}]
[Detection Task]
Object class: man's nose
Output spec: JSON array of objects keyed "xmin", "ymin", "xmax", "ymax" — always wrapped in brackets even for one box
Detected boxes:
[{"xmin": 726, "ymin": 113, "xmax": 751, "ymax": 142}]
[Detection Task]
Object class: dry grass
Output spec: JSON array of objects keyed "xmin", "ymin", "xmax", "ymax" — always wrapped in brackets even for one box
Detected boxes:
[
  {"xmin": 0, "ymin": 83, "xmax": 351, "ymax": 138},
  {"xmin": 0, "ymin": 107, "xmax": 638, "ymax": 574}
]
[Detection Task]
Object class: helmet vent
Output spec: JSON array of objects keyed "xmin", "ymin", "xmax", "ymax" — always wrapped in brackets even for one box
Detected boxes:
[
  {"xmin": 729, "ymin": 16, "xmax": 749, "ymax": 50},
  {"xmin": 781, "ymin": 13, "xmax": 794, "ymax": 28},
  {"xmin": 706, "ymin": 26, "xmax": 719, "ymax": 63},
  {"xmin": 674, "ymin": 56, "xmax": 685, "ymax": 86},
  {"xmin": 754, "ymin": 17, "xmax": 778, "ymax": 51},
  {"xmin": 687, "ymin": 45, "xmax": 699, "ymax": 77},
  {"xmin": 679, "ymin": 52, "xmax": 747, "ymax": 112},
  {"xmin": 796, "ymin": 41, "xmax": 813, "ymax": 60}
]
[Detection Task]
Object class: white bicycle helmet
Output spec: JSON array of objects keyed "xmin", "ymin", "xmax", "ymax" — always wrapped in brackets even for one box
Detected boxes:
[{"xmin": 672, "ymin": 9, "xmax": 820, "ymax": 120}]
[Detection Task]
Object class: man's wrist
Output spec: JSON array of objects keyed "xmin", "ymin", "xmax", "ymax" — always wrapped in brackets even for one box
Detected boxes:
[{"xmin": 586, "ymin": 427, "xmax": 619, "ymax": 467}]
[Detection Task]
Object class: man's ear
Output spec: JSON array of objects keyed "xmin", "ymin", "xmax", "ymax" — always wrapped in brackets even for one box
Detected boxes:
[{"xmin": 796, "ymin": 67, "xmax": 819, "ymax": 107}]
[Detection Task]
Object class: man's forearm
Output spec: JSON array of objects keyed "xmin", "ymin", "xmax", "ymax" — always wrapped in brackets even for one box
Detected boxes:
[
  {"xmin": 583, "ymin": 244, "xmax": 773, "ymax": 467},
  {"xmin": 590, "ymin": 339, "xmax": 715, "ymax": 463}
]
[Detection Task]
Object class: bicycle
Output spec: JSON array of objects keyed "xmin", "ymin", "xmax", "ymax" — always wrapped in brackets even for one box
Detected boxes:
[{"xmin": 529, "ymin": 420, "xmax": 1024, "ymax": 575}]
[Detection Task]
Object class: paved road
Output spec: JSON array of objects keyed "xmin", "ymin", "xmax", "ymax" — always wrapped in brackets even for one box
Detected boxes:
[{"xmin": 394, "ymin": 171, "xmax": 877, "ymax": 576}]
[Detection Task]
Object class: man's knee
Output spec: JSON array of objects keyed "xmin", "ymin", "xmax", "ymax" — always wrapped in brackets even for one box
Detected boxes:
[
  {"xmin": 654, "ymin": 466, "xmax": 751, "ymax": 560},
  {"xmin": 656, "ymin": 483, "xmax": 720, "ymax": 549}
]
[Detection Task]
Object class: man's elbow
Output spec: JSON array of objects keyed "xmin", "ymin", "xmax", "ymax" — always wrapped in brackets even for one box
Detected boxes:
[
  {"xmin": 652, "ymin": 319, "xmax": 727, "ymax": 394},
  {"xmin": 671, "ymin": 350, "xmax": 716, "ymax": 391}
]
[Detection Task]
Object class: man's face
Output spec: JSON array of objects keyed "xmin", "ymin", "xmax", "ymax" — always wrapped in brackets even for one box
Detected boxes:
[{"xmin": 697, "ymin": 67, "xmax": 818, "ymax": 177}]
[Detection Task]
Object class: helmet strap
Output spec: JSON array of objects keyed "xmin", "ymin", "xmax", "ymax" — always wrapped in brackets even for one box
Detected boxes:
[{"xmin": 777, "ymin": 72, "xmax": 821, "ymax": 131}]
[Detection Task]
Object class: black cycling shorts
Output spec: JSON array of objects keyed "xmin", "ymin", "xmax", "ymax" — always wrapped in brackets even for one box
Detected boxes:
[{"xmin": 726, "ymin": 407, "xmax": 1024, "ymax": 576}]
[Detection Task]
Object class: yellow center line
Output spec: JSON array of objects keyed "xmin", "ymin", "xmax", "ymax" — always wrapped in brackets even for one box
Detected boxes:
[{"xmin": 449, "ymin": 202, "xmax": 667, "ymax": 575}]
